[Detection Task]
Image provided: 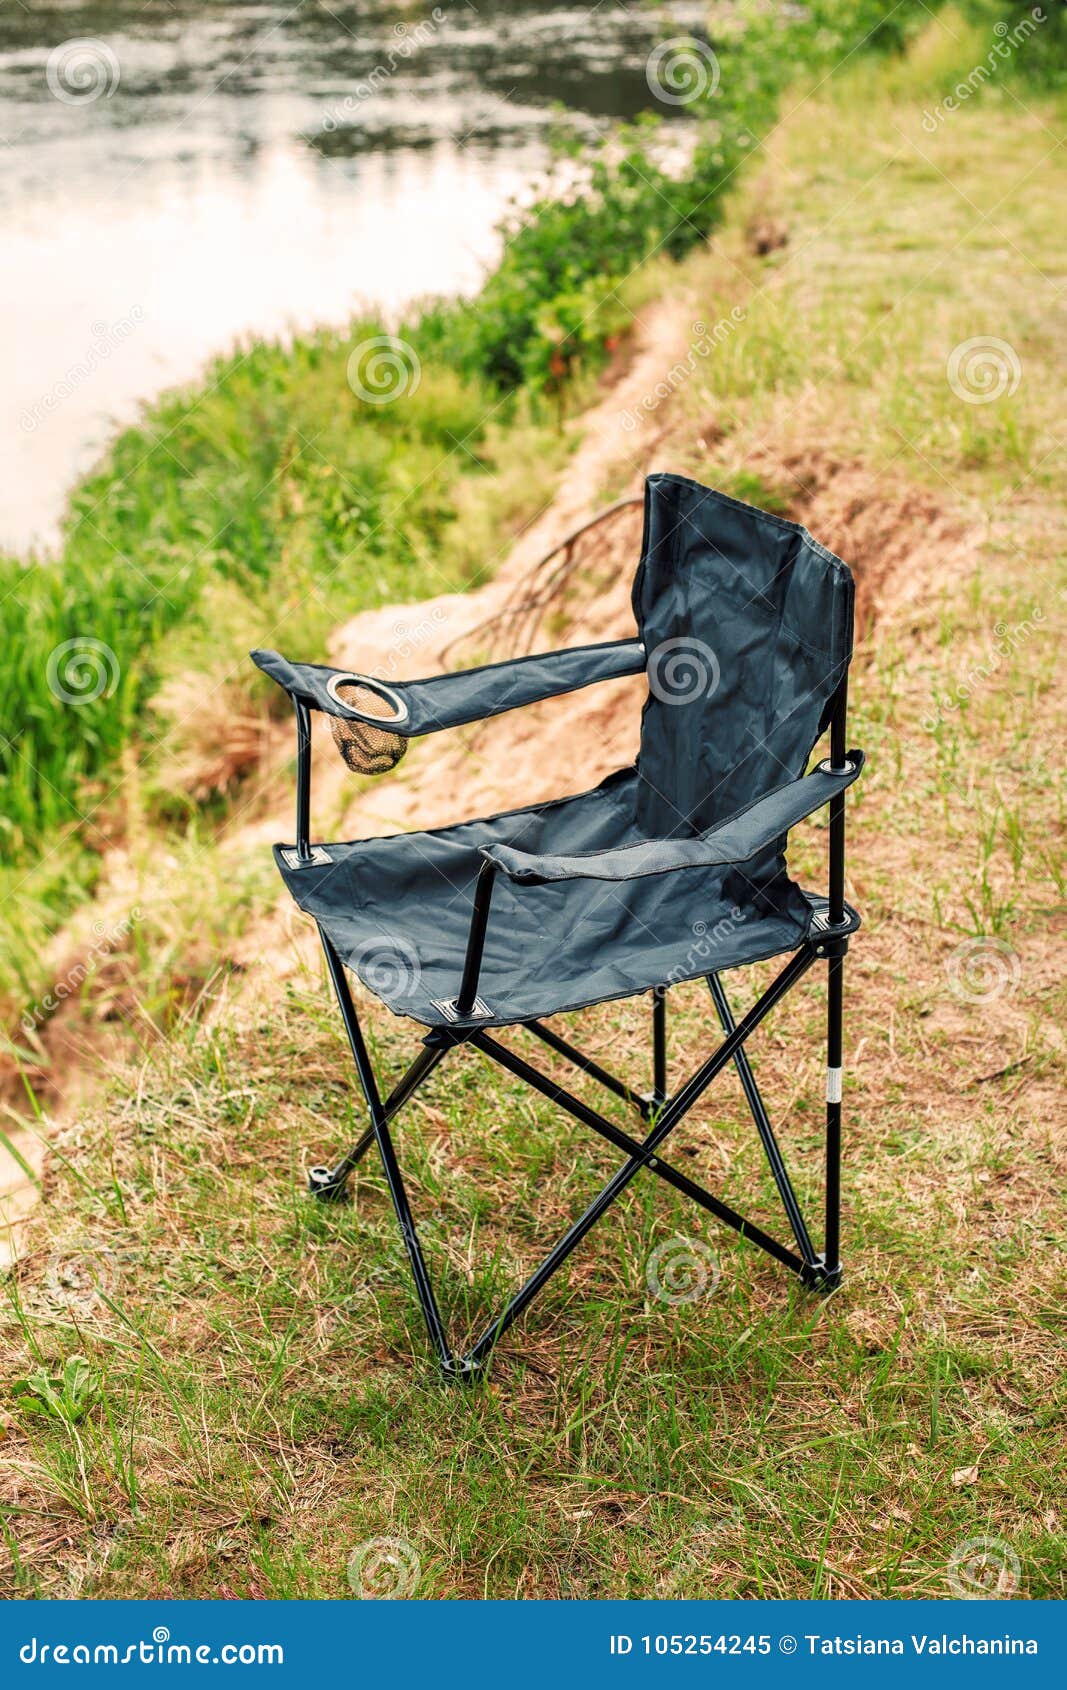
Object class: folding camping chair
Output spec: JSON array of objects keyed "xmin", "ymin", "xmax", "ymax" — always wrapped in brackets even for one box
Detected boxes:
[{"xmin": 252, "ymin": 473, "xmax": 863, "ymax": 1380}]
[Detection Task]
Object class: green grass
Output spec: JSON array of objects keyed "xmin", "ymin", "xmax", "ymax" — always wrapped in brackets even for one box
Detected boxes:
[
  {"xmin": 2, "ymin": 952, "xmax": 1062, "ymax": 1597},
  {"xmin": 0, "ymin": 348, "xmax": 567, "ymax": 1007},
  {"xmin": 2, "ymin": 9, "xmax": 1064, "ymax": 1600},
  {"xmin": 0, "ymin": 3, "xmax": 929, "ymax": 874}
]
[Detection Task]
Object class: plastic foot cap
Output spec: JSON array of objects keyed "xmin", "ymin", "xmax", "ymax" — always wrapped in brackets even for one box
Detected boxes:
[
  {"xmin": 440, "ymin": 1354, "xmax": 484, "ymax": 1385},
  {"xmin": 307, "ymin": 1165, "xmax": 350, "ymax": 1202},
  {"xmin": 801, "ymin": 1256, "xmax": 843, "ymax": 1292}
]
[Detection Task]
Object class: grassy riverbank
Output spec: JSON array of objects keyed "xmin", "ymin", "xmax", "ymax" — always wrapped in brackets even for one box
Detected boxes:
[
  {"xmin": 2, "ymin": 7, "xmax": 1064, "ymax": 1598},
  {"xmin": 0, "ymin": 0, "xmax": 947, "ymax": 1015}
]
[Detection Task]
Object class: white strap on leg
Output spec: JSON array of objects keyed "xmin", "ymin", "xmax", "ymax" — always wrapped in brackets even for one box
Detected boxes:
[{"xmin": 826, "ymin": 1066, "xmax": 843, "ymax": 1104}]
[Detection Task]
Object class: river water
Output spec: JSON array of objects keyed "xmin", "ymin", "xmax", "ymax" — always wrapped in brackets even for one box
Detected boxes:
[{"xmin": 0, "ymin": 0, "xmax": 707, "ymax": 554}]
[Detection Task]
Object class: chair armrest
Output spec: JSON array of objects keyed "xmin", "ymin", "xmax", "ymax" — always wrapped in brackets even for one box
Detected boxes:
[
  {"xmin": 250, "ymin": 638, "xmax": 645, "ymax": 739},
  {"xmin": 483, "ymin": 753, "xmax": 865, "ymax": 885}
]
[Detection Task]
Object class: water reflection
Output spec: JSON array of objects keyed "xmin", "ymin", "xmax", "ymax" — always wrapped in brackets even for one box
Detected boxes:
[{"xmin": 0, "ymin": 1, "xmax": 709, "ymax": 552}]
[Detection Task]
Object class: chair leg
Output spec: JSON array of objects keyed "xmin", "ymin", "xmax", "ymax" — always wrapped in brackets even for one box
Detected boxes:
[
  {"xmin": 822, "ymin": 953, "xmax": 845, "ymax": 1289},
  {"xmin": 461, "ymin": 946, "xmax": 816, "ymax": 1371},
  {"xmin": 472, "ymin": 1030, "xmax": 806, "ymax": 1276},
  {"xmin": 706, "ymin": 973, "xmax": 819, "ymax": 1271},
  {"xmin": 523, "ymin": 1018, "xmax": 654, "ymax": 1119},
  {"xmin": 651, "ymin": 988, "xmax": 667, "ymax": 1108},
  {"xmin": 819, "ymin": 671, "xmax": 849, "ymax": 1290},
  {"xmin": 307, "ymin": 1043, "xmax": 446, "ymax": 1201},
  {"xmin": 310, "ymin": 932, "xmax": 831, "ymax": 1380},
  {"xmin": 308, "ymin": 1143, "xmax": 372, "ymax": 1202},
  {"xmin": 318, "ymin": 929, "xmax": 457, "ymax": 1374}
]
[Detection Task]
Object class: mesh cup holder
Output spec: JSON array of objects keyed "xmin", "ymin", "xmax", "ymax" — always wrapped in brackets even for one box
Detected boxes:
[{"xmin": 326, "ymin": 674, "xmax": 409, "ymax": 775}]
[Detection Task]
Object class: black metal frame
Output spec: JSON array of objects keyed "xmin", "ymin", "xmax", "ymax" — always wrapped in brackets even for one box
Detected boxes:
[{"xmin": 295, "ymin": 678, "xmax": 854, "ymax": 1381}]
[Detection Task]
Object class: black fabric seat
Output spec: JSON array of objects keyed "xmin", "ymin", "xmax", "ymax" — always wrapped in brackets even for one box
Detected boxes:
[
  {"xmin": 277, "ymin": 770, "xmax": 855, "ymax": 1028},
  {"xmin": 252, "ymin": 472, "xmax": 865, "ymax": 1381}
]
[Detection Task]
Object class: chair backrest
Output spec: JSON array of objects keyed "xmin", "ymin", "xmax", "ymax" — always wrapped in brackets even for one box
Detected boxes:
[{"xmin": 632, "ymin": 474, "xmax": 854, "ymax": 838}]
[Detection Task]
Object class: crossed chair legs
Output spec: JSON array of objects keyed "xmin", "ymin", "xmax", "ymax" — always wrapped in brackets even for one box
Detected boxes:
[{"xmin": 308, "ymin": 925, "xmax": 850, "ymax": 1381}]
